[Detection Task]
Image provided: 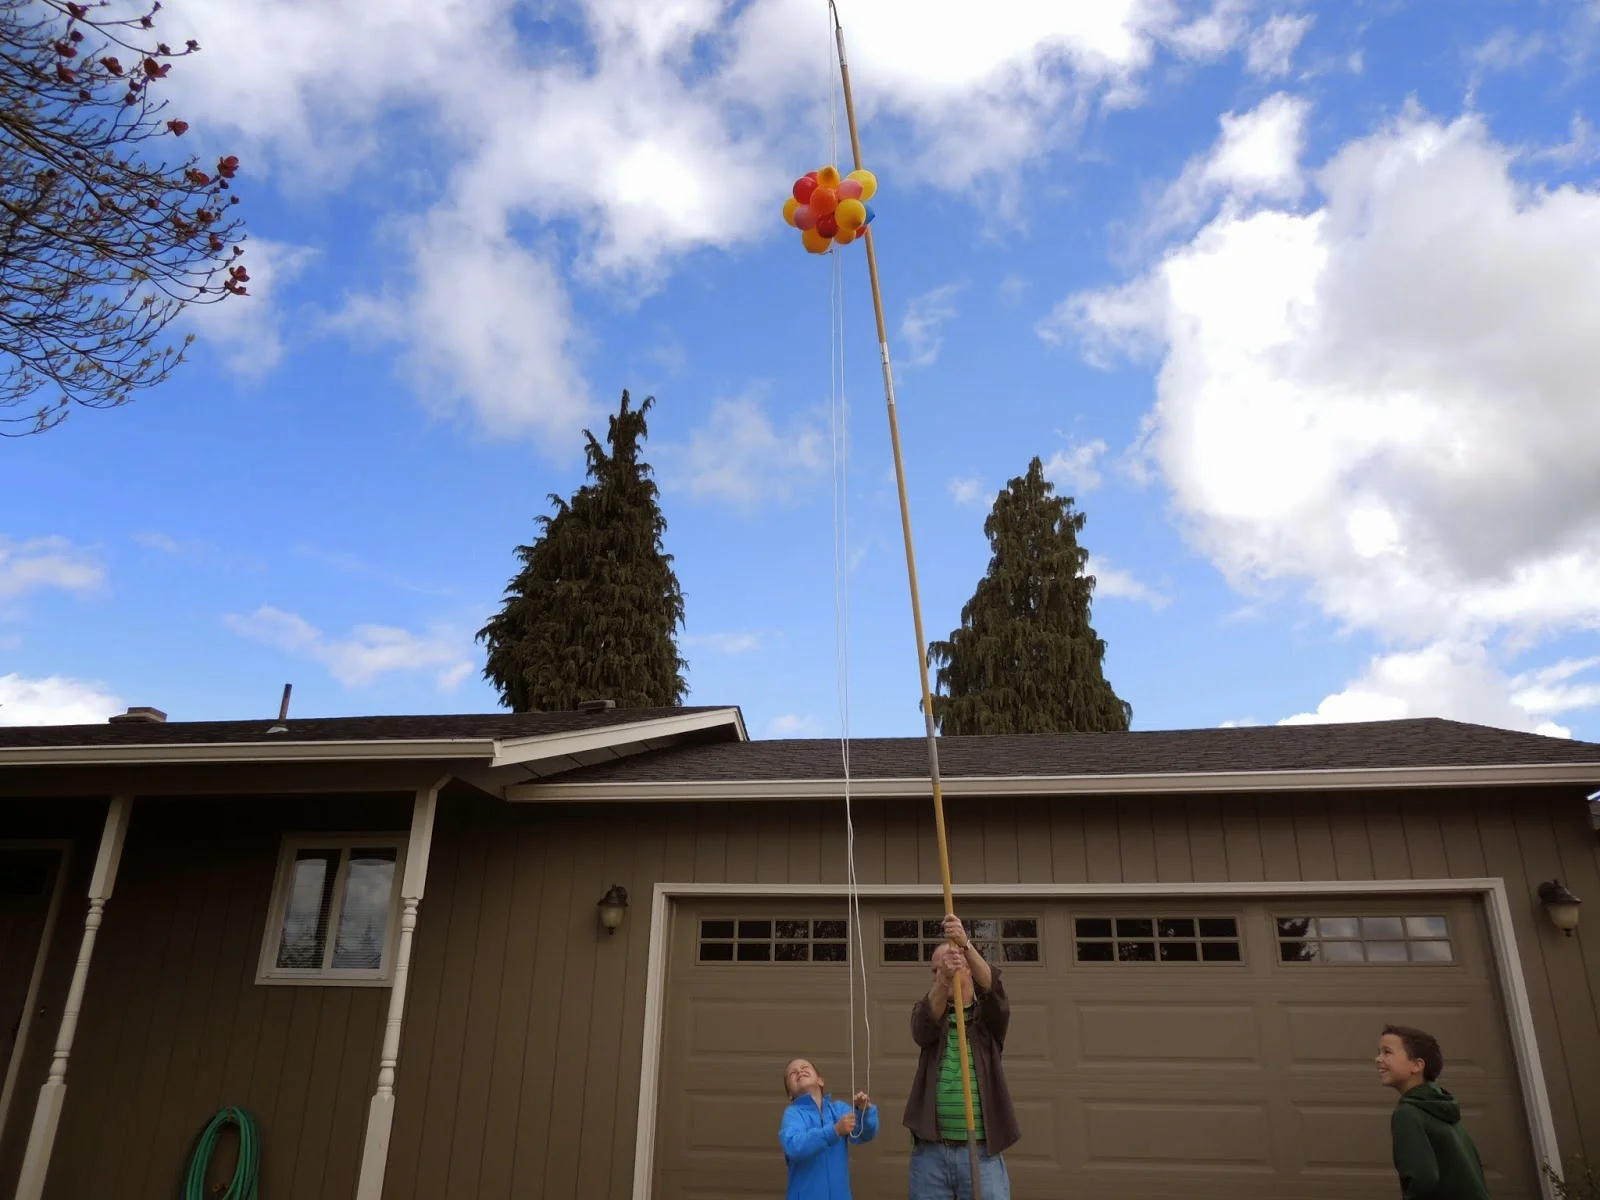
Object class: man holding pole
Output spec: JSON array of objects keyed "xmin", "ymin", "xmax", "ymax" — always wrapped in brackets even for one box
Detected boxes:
[{"xmin": 903, "ymin": 914, "xmax": 1017, "ymax": 1200}]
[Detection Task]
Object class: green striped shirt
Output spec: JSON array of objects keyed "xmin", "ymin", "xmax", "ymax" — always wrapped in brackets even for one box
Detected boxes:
[{"xmin": 935, "ymin": 1004, "xmax": 984, "ymax": 1141}]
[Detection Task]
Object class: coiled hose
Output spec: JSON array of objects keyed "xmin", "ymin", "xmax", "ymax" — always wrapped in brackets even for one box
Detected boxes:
[{"xmin": 180, "ymin": 1106, "xmax": 260, "ymax": 1200}]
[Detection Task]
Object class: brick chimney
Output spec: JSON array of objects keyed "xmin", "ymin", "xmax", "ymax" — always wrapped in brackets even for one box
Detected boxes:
[{"xmin": 108, "ymin": 706, "xmax": 167, "ymax": 724}]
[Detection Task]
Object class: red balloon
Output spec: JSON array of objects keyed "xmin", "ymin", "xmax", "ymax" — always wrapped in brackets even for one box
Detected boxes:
[
  {"xmin": 810, "ymin": 186, "xmax": 838, "ymax": 217},
  {"xmin": 793, "ymin": 175, "xmax": 817, "ymax": 204},
  {"xmin": 816, "ymin": 213, "xmax": 839, "ymax": 238},
  {"xmin": 794, "ymin": 204, "xmax": 817, "ymax": 231},
  {"xmin": 838, "ymin": 179, "xmax": 863, "ymax": 201}
]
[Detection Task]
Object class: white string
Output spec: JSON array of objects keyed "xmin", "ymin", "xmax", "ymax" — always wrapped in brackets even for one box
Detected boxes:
[{"xmin": 825, "ymin": 4, "xmax": 871, "ymax": 1134}]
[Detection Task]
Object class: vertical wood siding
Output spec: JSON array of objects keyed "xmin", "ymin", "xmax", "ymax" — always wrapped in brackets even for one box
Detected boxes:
[
  {"xmin": 15, "ymin": 794, "xmax": 411, "ymax": 1200},
  {"xmin": 383, "ymin": 785, "xmax": 1600, "ymax": 1200},
  {"xmin": 5, "ymin": 784, "xmax": 1595, "ymax": 1200}
]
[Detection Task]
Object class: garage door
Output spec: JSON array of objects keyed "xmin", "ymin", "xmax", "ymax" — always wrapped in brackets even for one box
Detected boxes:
[{"xmin": 653, "ymin": 895, "xmax": 1537, "ymax": 1200}]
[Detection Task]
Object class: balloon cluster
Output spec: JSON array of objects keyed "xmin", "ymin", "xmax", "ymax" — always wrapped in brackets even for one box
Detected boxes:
[{"xmin": 782, "ymin": 165, "xmax": 877, "ymax": 253}]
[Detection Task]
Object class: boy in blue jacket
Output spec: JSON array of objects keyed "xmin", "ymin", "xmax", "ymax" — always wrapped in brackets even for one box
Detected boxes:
[{"xmin": 780, "ymin": 1057, "xmax": 878, "ymax": 1200}]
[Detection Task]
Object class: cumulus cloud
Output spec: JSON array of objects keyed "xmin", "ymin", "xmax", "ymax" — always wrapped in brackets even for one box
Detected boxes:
[
  {"xmin": 1055, "ymin": 99, "xmax": 1600, "ymax": 732},
  {"xmin": 0, "ymin": 674, "xmax": 122, "ymax": 726},
  {"xmin": 223, "ymin": 605, "xmax": 473, "ymax": 689},
  {"xmin": 765, "ymin": 713, "xmax": 824, "ymax": 737},
  {"xmin": 189, "ymin": 239, "xmax": 318, "ymax": 377},
  {"xmin": 1084, "ymin": 554, "xmax": 1171, "ymax": 609},
  {"xmin": 0, "ymin": 537, "xmax": 104, "ymax": 600},
  {"xmin": 159, "ymin": 0, "xmax": 1257, "ymax": 447},
  {"xmin": 901, "ymin": 285, "xmax": 963, "ymax": 369},
  {"xmin": 1245, "ymin": 14, "xmax": 1313, "ymax": 78},
  {"xmin": 948, "ymin": 477, "xmax": 986, "ymax": 506},
  {"xmin": 1043, "ymin": 439, "xmax": 1109, "ymax": 495},
  {"xmin": 658, "ymin": 395, "xmax": 828, "ymax": 507}
]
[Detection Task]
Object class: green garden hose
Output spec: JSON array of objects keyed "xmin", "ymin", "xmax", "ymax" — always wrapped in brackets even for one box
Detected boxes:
[{"xmin": 180, "ymin": 1106, "xmax": 260, "ymax": 1200}]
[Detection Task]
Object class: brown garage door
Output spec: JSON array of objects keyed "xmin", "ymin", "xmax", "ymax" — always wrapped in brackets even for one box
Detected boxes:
[{"xmin": 653, "ymin": 895, "xmax": 1537, "ymax": 1200}]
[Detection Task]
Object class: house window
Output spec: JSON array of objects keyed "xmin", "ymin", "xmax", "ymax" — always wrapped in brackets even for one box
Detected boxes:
[
  {"xmin": 882, "ymin": 918, "xmax": 1041, "ymax": 964},
  {"xmin": 258, "ymin": 836, "xmax": 406, "ymax": 985},
  {"xmin": 1074, "ymin": 916, "xmax": 1243, "ymax": 963},
  {"xmin": 1276, "ymin": 916, "xmax": 1454, "ymax": 963},
  {"xmin": 697, "ymin": 918, "xmax": 849, "ymax": 963}
]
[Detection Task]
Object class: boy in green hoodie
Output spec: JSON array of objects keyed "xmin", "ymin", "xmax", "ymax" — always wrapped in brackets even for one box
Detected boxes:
[{"xmin": 1377, "ymin": 1024, "xmax": 1492, "ymax": 1200}]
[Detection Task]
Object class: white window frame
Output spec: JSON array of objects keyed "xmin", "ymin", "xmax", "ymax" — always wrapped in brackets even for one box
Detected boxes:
[{"xmin": 256, "ymin": 832, "xmax": 408, "ymax": 987}]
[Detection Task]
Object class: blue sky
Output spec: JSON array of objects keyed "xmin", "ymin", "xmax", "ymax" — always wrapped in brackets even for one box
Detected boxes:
[{"xmin": 4, "ymin": 0, "xmax": 1599, "ymax": 743}]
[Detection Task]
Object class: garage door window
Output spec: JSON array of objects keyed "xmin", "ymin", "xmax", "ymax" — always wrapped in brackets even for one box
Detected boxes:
[
  {"xmin": 1073, "ymin": 916, "xmax": 1243, "ymax": 963},
  {"xmin": 882, "ymin": 918, "xmax": 1040, "ymax": 964},
  {"xmin": 698, "ymin": 918, "xmax": 849, "ymax": 962},
  {"xmin": 1275, "ymin": 915, "xmax": 1454, "ymax": 963}
]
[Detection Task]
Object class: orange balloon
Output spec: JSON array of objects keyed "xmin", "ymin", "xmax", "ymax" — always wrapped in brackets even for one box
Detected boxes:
[
  {"xmin": 810, "ymin": 186, "xmax": 838, "ymax": 217},
  {"xmin": 834, "ymin": 227, "xmax": 857, "ymax": 245},
  {"xmin": 801, "ymin": 227, "xmax": 832, "ymax": 254},
  {"xmin": 817, "ymin": 165, "xmax": 841, "ymax": 188},
  {"xmin": 782, "ymin": 197, "xmax": 800, "ymax": 227}
]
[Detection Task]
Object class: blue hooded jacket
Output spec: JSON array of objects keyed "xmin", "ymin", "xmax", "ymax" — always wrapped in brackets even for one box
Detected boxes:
[{"xmin": 779, "ymin": 1092, "xmax": 879, "ymax": 1200}]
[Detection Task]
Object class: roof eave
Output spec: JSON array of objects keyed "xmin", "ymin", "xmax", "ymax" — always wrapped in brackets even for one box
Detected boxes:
[{"xmin": 504, "ymin": 760, "xmax": 1600, "ymax": 803}]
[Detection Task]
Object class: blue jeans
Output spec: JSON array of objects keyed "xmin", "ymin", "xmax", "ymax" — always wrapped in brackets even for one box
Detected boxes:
[{"xmin": 907, "ymin": 1139, "xmax": 1010, "ymax": 1200}]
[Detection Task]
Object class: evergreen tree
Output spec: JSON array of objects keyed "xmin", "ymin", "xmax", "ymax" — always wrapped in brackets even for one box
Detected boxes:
[
  {"xmin": 927, "ymin": 456, "xmax": 1131, "ymax": 735},
  {"xmin": 478, "ymin": 390, "xmax": 688, "ymax": 711}
]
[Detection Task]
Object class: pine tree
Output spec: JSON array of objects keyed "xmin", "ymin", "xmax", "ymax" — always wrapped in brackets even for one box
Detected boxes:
[
  {"xmin": 478, "ymin": 390, "xmax": 688, "ymax": 711},
  {"xmin": 928, "ymin": 456, "xmax": 1131, "ymax": 735}
]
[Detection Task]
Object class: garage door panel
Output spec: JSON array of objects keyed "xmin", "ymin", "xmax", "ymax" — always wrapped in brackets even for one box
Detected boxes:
[
  {"xmin": 1076, "ymin": 1001, "xmax": 1263, "ymax": 1065},
  {"xmin": 655, "ymin": 896, "xmax": 1538, "ymax": 1200}
]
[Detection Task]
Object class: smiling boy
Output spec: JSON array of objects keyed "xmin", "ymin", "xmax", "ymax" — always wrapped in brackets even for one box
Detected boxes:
[
  {"xmin": 1377, "ymin": 1025, "xmax": 1492, "ymax": 1200},
  {"xmin": 779, "ymin": 1057, "xmax": 878, "ymax": 1200}
]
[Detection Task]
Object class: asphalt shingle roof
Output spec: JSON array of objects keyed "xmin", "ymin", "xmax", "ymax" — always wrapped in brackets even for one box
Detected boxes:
[
  {"xmin": 0, "ymin": 706, "xmax": 731, "ymax": 749},
  {"xmin": 543, "ymin": 718, "xmax": 1600, "ymax": 782}
]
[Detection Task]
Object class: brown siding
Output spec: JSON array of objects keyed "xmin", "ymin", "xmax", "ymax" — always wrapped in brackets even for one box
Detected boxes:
[
  {"xmin": 382, "ymin": 784, "xmax": 1600, "ymax": 1200},
  {"xmin": 6, "ymin": 794, "xmax": 410, "ymax": 1200},
  {"xmin": 6, "ymin": 782, "xmax": 1596, "ymax": 1200}
]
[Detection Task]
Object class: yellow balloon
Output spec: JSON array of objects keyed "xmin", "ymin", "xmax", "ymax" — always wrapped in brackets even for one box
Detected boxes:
[
  {"xmin": 846, "ymin": 169, "xmax": 877, "ymax": 201},
  {"xmin": 817, "ymin": 165, "xmax": 841, "ymax": 188},
  {"xmin": 801, "ymin": 227, "xmax": 832, "ymax": 254},
  {"xmin": 836, "ymin": 198, "xmax": 866, "ymax": 231},
  {"xmin": 782, "ymin": 197, "xmax": 800, "ymax": 227},
  {"xmin": 834, "ymin": 227, "xmax": 857, "ymax": 245}
]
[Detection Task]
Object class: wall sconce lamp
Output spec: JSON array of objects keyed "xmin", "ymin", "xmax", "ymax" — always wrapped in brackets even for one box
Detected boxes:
[
  {"xmin": 1537, "ymin": 880, "xmax": 1581, "ymax": 937},
  {"xmin": 597, "ymin": 884, "xmax": 629, "ymax": 935}
]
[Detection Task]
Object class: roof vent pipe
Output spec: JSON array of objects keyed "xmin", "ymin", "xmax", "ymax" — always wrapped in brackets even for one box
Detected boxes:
[
  {"xmin": 266, "ymin": 683, "xmax": 292, "ymax": 734},
  {"xmin": 108, "ymin": 706, "xmax": 167, "ymax": 724}
]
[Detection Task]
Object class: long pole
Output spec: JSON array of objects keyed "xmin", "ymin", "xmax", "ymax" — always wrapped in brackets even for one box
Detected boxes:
[{"xmin": 828, "ymin": 6, "xmax": 982, "ymax": 1197}]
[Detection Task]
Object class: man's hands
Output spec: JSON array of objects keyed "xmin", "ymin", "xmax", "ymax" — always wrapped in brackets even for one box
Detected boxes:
[{"xmin": 943, "ymin": 913, "xmax": 969, "ymax": 949}]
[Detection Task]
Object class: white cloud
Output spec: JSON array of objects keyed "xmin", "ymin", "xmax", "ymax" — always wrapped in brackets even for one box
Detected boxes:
[
  {"xmin": 1470, "ymin": 28, "xmax": 1545, "ymax": 73},
  {"xmin": 1280, "ymin": 642, "xmax": 1584, "ymax": 738},
  {"xmin": 1043, "ymin": 439, "xmax": 1108, "ymax": 494},
  {"xmin": 1084, "ymin": 554, "xmax": 1171, "ymax": 609},
  {"xmin": 1141, "ymin": 92, "xmax": 1311, "ymax": 243},
  {"xmin": 0, "ymin": 674, "xmax": 122, "ymax": 726},
  {"xmin": 223, "ymin": 605, "xmax": 473, "ymax": 689},
  {"xmin": 1060, "ymin": 102, "xmax": 1600, "ymax": 733},
  {"xmin": 1245, "ymin": 14, "xmax": 1313, "ymax": 78},
  {"xmin": 133, "ymin": 532, "xmax": 185, "ymax": 555},
  {"xmin": 766, "ymin": 713, "xmax": 824, "ymax": 738},
  {"xmin": 0, "ymin": 537, "xmax": 104, "ymax": 600},
  {"xmin": 659, "ymin": 396, "xmax": 828, "ymax": 507},
  {"xmin": 159, "ymin": 0, "xmax": 1261, "ymax": 450},
  {"xmin": 900, "ymin": 285, "xmax": 963, "ymax": 368},
  {"xmin": 948, "ymin": 477, "xmax": 986, "ymax": 506},
  {"xmin": 190, "ymin": 239, "xmax": 317, "ymax": 378},
  {"xmin": 683, "ymin": 632, "xmax": 764, "ymax": 654}
]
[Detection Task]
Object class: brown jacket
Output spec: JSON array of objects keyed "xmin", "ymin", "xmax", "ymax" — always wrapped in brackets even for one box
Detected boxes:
[{"xmin": 900, "ymin": 965, "xmax": 1020, "ymax": 1156}]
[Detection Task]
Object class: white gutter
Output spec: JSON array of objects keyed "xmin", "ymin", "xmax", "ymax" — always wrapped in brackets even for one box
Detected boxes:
[
  {"xmin": 0, "ymin": 708, "xmax": 748, "ymax": 770},
  {"xmin": 507, "ymin": 759, "xmax": 1600, "ymax": 802}
]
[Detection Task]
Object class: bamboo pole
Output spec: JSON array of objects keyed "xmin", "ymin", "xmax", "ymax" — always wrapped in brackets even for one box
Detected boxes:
[{"xmin": 828, "ymin": 5, "xmax": 982, "ymax": 1196}]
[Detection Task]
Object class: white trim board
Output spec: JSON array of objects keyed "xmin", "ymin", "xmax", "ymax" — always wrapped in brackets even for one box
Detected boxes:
[
  {"xmin": 628, "ymin": 878, "xmax": 1562, "ymax": 1200},
  {"xmin": 513, "ymin": 760, "xmax": 1600, "ymax": 803}
]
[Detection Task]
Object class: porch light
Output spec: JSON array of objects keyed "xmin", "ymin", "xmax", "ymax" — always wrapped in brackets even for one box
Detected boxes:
[
  {"xmin": 597, "ymin": 884, "xmax": 630, "ymax": 935},
  {"xmin": 1537, "ymin": 880, "xmax": 1581, "ymax": 937}
]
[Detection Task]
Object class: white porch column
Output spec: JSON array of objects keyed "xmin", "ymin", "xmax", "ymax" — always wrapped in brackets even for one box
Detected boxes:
[
  {"xmin": 13, "ymin": 796, "xmax": 132, "ymax": 1200},
  {"xmin": 354, "ymin": 778, "xmax": 444, "ymax": 1200}
]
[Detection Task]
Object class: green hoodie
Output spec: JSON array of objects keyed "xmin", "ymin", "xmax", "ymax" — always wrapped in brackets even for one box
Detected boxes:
[{"xmin": 1391, "ymin": 1081, "xmax": 1492, "ymax": 1200}]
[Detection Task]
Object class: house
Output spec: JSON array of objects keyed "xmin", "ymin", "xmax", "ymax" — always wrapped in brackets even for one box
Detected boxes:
[{"xmin": 1, "ymin": 705, "xmax": 1597, "ymax": 1200}]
